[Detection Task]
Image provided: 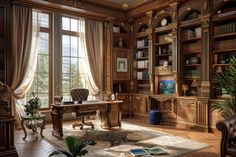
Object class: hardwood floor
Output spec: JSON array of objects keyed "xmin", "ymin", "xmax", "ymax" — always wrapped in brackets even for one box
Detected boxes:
[{"xmin": 15, "ymin": 118, "xmax": 220, "ymax": 157}]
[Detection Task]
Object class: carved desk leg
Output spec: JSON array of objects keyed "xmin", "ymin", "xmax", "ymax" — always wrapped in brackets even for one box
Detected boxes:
[
  {"xmin": 51, "ymin": 106, "xmax": 64, "ymax": 138},
  {"xmin": 21, "ymin": 119, "xmax": 27, "ymax": 140}
]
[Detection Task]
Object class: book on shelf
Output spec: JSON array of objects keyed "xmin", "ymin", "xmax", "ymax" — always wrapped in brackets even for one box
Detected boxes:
[
  {"xmin": 137, "ymin": 39, "xmax": 148, "ymax": 48},
  {"xmin": 215, "ymin": 22, "xmax": 236, "ymax": 35},
  {"xmin": 138, "ymin": 60, "xmax": 149, "ymax": 69},
  {"xmin": 137, "ymin": 71, "xmax": 149, "ymax": 80}
]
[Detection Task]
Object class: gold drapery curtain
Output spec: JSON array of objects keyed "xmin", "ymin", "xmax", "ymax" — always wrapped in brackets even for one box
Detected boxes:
[
  {"xmin": 84, "ymin": 19, "xmax": 104, "ymax": 96},
  {"xmin": 10, "ymin": 5, "xmax": 39, "ymax": 117}
]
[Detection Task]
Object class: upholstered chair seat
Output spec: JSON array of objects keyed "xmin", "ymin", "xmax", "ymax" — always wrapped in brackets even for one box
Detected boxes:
[
  {"xmin": 70, "ymin": 88, "xmax": 95, "ymax": 130},
  {"xmin": 217, "ymin": 114, "xmax": 236, "ymax": 157}
]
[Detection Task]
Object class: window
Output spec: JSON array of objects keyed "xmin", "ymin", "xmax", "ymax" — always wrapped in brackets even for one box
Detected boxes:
[
  {"xmin": 29, "ymin": 11, "xmax": 51, "ymax": 108},
  {"xmin": 61, "ymin": 16, "xmax": 87, "ymax": 101}
]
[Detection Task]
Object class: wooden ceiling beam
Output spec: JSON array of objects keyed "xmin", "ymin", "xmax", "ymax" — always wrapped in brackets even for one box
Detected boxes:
[{"xmin": 14, "ymin": 0, "xmax": 127, "ymax": 21}]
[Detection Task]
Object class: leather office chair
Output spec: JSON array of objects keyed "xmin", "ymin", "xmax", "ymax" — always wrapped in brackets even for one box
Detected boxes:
[
  {"xmin": 216, "ymin": 114, "xmax": 236, "ymax": 157},
  {"xmin": 70, "ymin": 88, "xmax": 95, "ymax": 130}
]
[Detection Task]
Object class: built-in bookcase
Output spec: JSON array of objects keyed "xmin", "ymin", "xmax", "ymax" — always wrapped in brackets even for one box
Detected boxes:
[
  {"xmin": 211, "ymin": 5, "xmax": 236, "ymax": 98},
  {"xmin": 179, "ymin": 10, "xmax": 202, "ymax": 96},
  {"xmin": 112, "ymin": 23, "xmax": 131, "ymax": 93},
  {"xmin": 135, "ymin": 34, "xmax": 150, "ymax": 93}
]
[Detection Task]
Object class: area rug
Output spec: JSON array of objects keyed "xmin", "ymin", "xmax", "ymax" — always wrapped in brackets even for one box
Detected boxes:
[{"xmin": 44, "ymin": 120, "xmax": 210, "ymax": 157}]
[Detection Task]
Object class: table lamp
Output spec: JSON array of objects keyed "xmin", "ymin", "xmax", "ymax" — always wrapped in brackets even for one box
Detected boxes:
[{"xmin": 191, "ymin": 79, "xmax": 198, "ymax": 96}]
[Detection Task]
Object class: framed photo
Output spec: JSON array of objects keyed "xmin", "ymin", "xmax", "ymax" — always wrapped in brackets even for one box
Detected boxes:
[{"xmin": 117, "ymin": 57, "xmax": 128, "ymax": 72}]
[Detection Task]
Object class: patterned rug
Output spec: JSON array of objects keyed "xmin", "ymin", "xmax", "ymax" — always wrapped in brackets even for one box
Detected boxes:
[{"xmin": 44, "ymin": 120, "xmax": 210, "ymax": 157}]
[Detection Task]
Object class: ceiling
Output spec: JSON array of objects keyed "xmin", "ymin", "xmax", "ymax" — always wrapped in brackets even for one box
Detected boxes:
[{"xmin": 86, "ymin": 0, "xmax": 153, "ymax": 10}]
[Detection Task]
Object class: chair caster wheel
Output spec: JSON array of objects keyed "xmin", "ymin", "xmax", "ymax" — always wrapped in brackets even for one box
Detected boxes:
[
  {"xmin": 80, "ymin": 126, "xmax": 83, "ymax": 130},
  {"xmin": 91, "ymin": 126, "xmax": 94, "ymax": 129},
  {"xmin": 72, "ymin": 125, "xmax": 75, "ymax": 129}
]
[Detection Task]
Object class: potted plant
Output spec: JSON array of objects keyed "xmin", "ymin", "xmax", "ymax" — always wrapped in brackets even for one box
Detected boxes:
[
  {"xmin": 49, "ymin": 136, "xmax": 96, "ymax": 157},
  {"xmin": 211, "ymin": 57, "xmax": 236, "ymax": 119},
  {"xmin": 24, "ymin": 92, "xmax": 41, "ymax": 117}
]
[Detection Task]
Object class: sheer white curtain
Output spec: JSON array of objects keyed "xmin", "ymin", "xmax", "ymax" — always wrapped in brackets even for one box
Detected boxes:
[
  {"xmin": 78, "ymin": 18, "xmax": 100, "ymax": 96},
  {"xmin": 11, "ymin": 8, "xmax": 40, "ymax": 118}
]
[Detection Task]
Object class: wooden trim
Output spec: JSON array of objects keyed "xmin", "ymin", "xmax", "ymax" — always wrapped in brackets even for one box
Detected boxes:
[{"xmin": 13, "ymin": 0, "xmax": 123, "ymax": 21}]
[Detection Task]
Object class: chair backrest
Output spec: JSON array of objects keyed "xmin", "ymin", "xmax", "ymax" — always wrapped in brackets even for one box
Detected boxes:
[{"xmin": 70, "ymin": 88, "xmax": 89, "ymax": 101}]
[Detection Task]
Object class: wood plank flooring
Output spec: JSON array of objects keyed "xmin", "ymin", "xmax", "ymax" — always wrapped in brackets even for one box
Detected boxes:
[{"xmin": 15, "ymin": 118, "xmax": 220, "ymax": 157}]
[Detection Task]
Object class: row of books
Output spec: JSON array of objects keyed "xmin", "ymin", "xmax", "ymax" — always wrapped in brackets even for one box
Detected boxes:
[
  {"xmin": 184, "ymin": 70, "xmax": 200, "ymax": 79},
  {"xmin": 137, "ymin": 60, "xmax": 149, "ymax": 69},
  {"xmin": 137, "ymin": 71, "xmax": 149, "ymax": 80},
  {"xmin": 136, "ymin": 50, "xmax": 148, "ymax": 58},
  {"xmin": 182, "ymin": 27, "xmax": 201, "ymax": 40},
  {"xmin": 137, "ymin": 38, "xmax": 148, "ymax": 48},
  {"xmin": 183, "ymin": 42, "xmax": 201, "ymax": 52},
  {"xmin": 215, "ymin": 39, "xmax": 236, "ymax": 50},
  {"xmin": 214, "ymin": 22, "xmax": 236, "ymax": 35}
]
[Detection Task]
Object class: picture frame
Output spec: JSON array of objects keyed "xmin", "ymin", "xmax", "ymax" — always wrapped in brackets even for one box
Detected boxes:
[{"xmin": 117, "ymin": 57, "xmax": 128, "ymax": 72}]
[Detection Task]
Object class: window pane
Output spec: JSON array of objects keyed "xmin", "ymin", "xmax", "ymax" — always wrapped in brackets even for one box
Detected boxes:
[
  {"xmin": 71, "ymin": 58, "xmax": 78, "ymax": 73},
  {"xmin": 38, "ymin": 33, "xmax": 49, "ymax": 55},
  {"xmin": 38, "ymin": 93, "xmax": 49, "ymax": 108},
  {"xmin": 71, "ymin": 19, "xmax": 78, "ymax": 32},
  {"xmin": 71, "ymin": 36, "xmax": 78, "ymax": 57},
  {"xmin": 29, "ymin": 10, "xmax": 50, "ymax": 109},
  {"xmin": 71, "ymin": 73, "xmax": 78, "ymax": 89},
  {"xmin": 39, "ymin": 13, "xmax": 49, "ymax": 28},
  {"xmin": 38, "ymin": 74, "xmax": 49, "ymax": 93},
  {"xmin": 62, "ymin": 17, "xmax": 70, "ymax": 31},
  {"xmin": 62, "ymin": 74, "xmax": 70, "ymax": 93},
  {"xmin": 62, "ymin": 57, "xmax": 70, "ymax": 73},
  {"xmin": 62, "ymin": 93, "xmax": 71, "ymax": 101},
  {"xmin": 38, "ymin": 55, "xmax": 49, "ymax": 73},
  {"xmin": 62, "ymin": 35, "xmax": 70, "ymax": 56}
]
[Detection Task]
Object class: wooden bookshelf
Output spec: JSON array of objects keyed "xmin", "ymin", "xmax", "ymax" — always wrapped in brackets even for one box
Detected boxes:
[
  {"xmin": 179, "ymin": 11, "xmax": 202, "ymax": 96},
  {"xmin": 112, "ymin": 23, "xmax": 131, "ymax": 93},
  {"xmin": 211, "ymin": 7, "xmax": 236, "ymax": 98}
]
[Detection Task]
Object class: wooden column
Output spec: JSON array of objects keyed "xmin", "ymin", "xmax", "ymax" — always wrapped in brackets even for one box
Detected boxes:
[
  {"xmin": 104, "ymin": 18, "xmax": 114, "ymax": 94},
  {"xmin": 172, "ymin": 24, "xmax": 178, "ymax": 94},
  {"xmin": 200, "ymin": 15, "xmax": 210, "ymax": 97},
  {"xmin": 146, "ymin": 11, "xmax": 154, "ymax": 94}
]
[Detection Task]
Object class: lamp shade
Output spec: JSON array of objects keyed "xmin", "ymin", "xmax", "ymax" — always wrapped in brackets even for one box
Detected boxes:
[{"xmin": 191, "ymin": 79, "xmax": 198, "ymax": 87}]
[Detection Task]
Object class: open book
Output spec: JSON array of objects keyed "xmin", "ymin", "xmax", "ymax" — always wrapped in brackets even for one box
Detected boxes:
[
  {"xmin": 145, "ymin": 146, "xmax": 168, "ymax": 155},
  {"xmin": 129, "ymin": 146, "xmax": 168, "ymax": 156}
]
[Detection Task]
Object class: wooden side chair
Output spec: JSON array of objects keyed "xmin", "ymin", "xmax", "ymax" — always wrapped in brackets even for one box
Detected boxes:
[{"xmin": 70, "ymin": 88, "xmax": 96, "ymax": 130}]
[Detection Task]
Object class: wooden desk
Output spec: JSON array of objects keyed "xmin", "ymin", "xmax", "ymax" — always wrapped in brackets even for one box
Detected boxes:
[{"xmin": 51, "ymin": 100, "xmax": 123, "ymax": 138}]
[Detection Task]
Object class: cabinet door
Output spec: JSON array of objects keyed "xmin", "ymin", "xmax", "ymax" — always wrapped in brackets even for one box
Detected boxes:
[
  {"xmin": 177, "ymin": 99, "xmax": 197, "ymax": 123},
  {"xmin": 159, "ymin": 100, "xmax": 177, "ymax": 121},
  {"xmin": 132, "ymin": 95, "xmax": 147, "ymax": 116},
  {"xmin": 197, "ymin": 100, "xmax": 208, "ymax": 125},
  {"xmin": 117, "ymin": 95, "xmax": 130, "ymax": 117}
]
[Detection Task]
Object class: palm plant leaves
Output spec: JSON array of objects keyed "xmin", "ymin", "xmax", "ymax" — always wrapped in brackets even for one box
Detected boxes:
[
  {"xmin": 212, "ymin": 57, "xmax": 236, "ymax": 119},
  {"xmin": 48, "ymin": 136, "xmax": 96, "ymax": 157}
]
